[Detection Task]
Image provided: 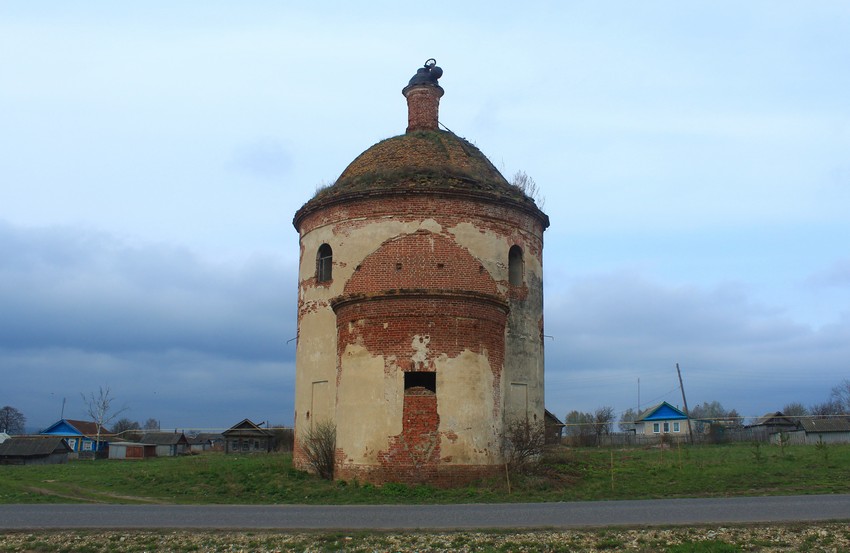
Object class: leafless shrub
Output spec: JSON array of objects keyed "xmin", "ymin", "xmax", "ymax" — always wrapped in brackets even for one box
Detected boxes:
[
  {"xmin": 502, "ymin": 417, "xmax": 546, "ymax": 472},
  {"xmin": 301, "ymin": 420, "xmax": 336, "ymax": 480}
]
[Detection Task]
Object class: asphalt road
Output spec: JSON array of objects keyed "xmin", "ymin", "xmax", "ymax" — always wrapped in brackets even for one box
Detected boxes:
[{"xmin": 1, "ymin": 495, "xmax": 849, "ymax": 530}]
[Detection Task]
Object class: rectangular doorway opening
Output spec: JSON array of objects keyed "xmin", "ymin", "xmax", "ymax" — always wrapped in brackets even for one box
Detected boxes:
[{"xmin": 404, "ymin": 372, "xmax": 436, "ymax": 395}]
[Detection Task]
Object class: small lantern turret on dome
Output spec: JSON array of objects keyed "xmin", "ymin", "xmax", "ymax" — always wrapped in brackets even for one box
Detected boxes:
[{"xmin": 402, "ymin": 59, "xmax": 444, "ymax": 133}]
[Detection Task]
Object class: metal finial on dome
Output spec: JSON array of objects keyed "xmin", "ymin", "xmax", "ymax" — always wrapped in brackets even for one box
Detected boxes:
[
  {"xmin": 402, "ymin": 59, "xmax": 445, "ymax": 133},
  {"xmin": 405, "ymin": 58, "xmax": 443, "ymax": 88}
]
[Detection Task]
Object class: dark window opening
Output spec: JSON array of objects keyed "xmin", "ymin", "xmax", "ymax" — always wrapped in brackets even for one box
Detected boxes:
[
  {"xmin": 395, "ymin": 262, "xmax": 402, "ymax": 270},
  {"xmin": 508, "ymin": 245, "xmax": 524, "ymax": 285},
  {"xmin": 316, "ymin": 244, "xmax": 333, "ymax": 282},
  {"xmin": 404, "ymin": 371, "xmax": 436, "ymax": 395}
]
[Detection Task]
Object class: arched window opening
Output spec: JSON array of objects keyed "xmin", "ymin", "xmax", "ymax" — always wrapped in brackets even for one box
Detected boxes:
[
  {"xmin": 316, "ymin": 244, "xmax": 333, "ymax": 283},
  {"xmin": 508, "ymin": 245, "xmax": 524, "ymax": 286}
]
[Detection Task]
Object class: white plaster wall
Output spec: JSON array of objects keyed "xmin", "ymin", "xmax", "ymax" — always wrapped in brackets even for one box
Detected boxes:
[
  {"xmin": 335, "ymin": 342, "xmax": 403, "ymax": 464},
  {"xmin": 436, "ymin": 349, "xmax": 502, "ymax": 464}
]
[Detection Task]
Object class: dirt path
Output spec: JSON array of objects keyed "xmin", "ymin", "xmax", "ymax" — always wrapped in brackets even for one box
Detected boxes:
[{"xmin": 25, "ymin": 486, "xmax": 165, "ymax": 504}]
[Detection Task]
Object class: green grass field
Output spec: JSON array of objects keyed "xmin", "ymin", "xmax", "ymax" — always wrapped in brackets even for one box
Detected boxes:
[{"xmin": 1, "ymin": 443, "xmax": 849, "ymax": 505}]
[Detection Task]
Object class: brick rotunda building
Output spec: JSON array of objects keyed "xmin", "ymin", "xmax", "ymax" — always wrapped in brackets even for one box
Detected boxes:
[{"xmin": 292, "ymin": 60, "xmax": 549, "ymax": 485}]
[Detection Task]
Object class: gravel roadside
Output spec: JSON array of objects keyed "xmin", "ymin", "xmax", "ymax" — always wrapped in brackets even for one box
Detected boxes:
[{"xmin": 2, "ymin": 523, "xmax": 849, "ymax": 552}]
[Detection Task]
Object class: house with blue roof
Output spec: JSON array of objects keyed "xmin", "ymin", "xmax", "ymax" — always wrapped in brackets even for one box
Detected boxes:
[
  {"xmin": 635, "ymin": 402, "xmax": 691, "ymax": 438},
  {"xmin": 40, "ymin": 419, "xmax": 111, "ymax": 458}
]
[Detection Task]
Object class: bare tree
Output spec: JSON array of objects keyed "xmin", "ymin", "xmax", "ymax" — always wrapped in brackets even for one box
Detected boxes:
[
  {"xmin": 726, "ymin": 409, "xmax": 744, "ymax": 430},
  {"xmin": 618, "ymin": 408, "xmax": 638, "ymax": 433},
  {"xmin": 810, "ymin": 399, "xmax": 843, "ymax": 419},
  {"xmin": 689, "ymin": 401, "xmax": 730, "ymax": 433},
  {"xmin": 564, "ymin": 410, "xmax": 594, "ymax": 446},
  {"xmin": 593, "ymin": 406, "xmax": 615, "ymax": 445},
  {"xmin": 143, "ymin": 418, "xmax": 160, "ymax": 430},
  {"xmin": 112, "ymin": 418, "xmax": 140, "ymax": 435},
  {"xmin": 81, "ymin": 386, "xmax": 127, "ymax": 455},
  {"xmin": 782, "ymin": 402, "xmax": 809, "ymax": 419},
  {"xmin": 830, "ymin": 379, "xmax": 850, "ymax": 414},
  {"xmin": 0, "ymin": 406, "xmax": 26, "ymax": 434}
]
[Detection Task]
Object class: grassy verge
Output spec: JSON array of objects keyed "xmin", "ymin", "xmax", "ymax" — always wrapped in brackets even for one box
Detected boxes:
[{"xmin": 1, "ymin": 443, "xmax": 849, "ymax": 505}]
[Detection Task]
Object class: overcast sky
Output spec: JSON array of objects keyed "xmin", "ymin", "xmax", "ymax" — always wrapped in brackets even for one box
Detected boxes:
[{"xmin": 2, "ymin": 2, "xmax": 848, "ymax": 432}]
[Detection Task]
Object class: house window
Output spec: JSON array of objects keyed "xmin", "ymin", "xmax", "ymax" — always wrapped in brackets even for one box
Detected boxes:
[
  {"xmin": 67, "ymin": 438, "xmax": 77, "ymax": 450},
  {"xmin": 673, "ymin": 422, "xmax": 680, "ymax": 432},
  {"xmin": 83, "ymin": 441, "xmax": 93, "ymax": 451},
  {"xmin": 663, "ymin": 422, "xmax": 670, "ymax": 433},
  {"xmin": 652, "ymin": 423, "xmax": 660, "ymax": 433},
  {"xmin": 508, "ymin": 245, "xmax": 524, "ymax": 286},
  {"xmin": 316, "ymin": 244, "xmax": 333, "ymax": 283}
]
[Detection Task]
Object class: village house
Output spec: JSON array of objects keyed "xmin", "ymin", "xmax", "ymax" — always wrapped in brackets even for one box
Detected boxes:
[
  {"xmin": 634, "ymin": 402, "xmax": 691, "ymax": 439},
  {"xmin": 0, "ymin": 436, "xmax": 72, "ymax": 465},
  {"xmin": 223, "ymin": 419, "xmax": 274, "ymax": 453},
  {"xmin": 137, "ymin": 432, "xmax": 189, "ymax": 457},
  {"xmin": 39, "ymin": 419, "xmax": 111, "ymax": 458}
]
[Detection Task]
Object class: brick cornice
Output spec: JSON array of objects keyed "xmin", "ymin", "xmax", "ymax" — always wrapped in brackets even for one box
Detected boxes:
[{"xmin": 329, "ymin": 289, "xmax": 509, "ymax": 314}]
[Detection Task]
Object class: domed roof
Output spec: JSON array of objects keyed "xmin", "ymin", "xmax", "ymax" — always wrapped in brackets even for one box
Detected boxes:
[
  {"xmin": 294, "ymin": 130, "xmax": 546, "ymax": 226},
  {"xmin": 293, "ymin": 60, "xmax": 548, "ymax": 229},
  {"xmin": 334, "ymin": 130, "xmax": 516, "ymax": 196}
]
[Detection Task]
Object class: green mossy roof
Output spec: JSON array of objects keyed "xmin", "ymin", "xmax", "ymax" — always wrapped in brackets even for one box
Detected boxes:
[{"xmin": 296, "ymin": 131, "xmax": 546, "ymax": 225}]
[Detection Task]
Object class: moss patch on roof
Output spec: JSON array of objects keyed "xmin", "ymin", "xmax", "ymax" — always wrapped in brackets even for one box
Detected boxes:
[{"xmin": 309, "ymin": 131, "xmax": 536, "ymax": 205}]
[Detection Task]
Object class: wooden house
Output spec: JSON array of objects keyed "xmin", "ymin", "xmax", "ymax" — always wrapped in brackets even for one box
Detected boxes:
[
  {"xmin": 798, "ymin": 418, "xmax": 850, "ymax": 444},
  {"xmin": 748, "ymin": 411, "xmax": 799, "ymax": 434},
  {"xmin": 0, "ymin": 436, "xmax": 72, "ymax": 465},
  {"xmin": 188, "ymin": 433, "xmax": 225, "ymax": 453},
  {"xmin": 138, "ymin": 432, "xmax": 189, "ymax": 457},
  {"xmin": 223, "ymin": 419, "xmax": 274, "ymax": 453},
  {"xmin": 634, "ymin": 402, "xmax": 691, "ymax": 438},
  {"xmin": 544, "ymin": 410, "xmax": 564, "ymax": 444},
  {"xmin": 40, "ymin": 419, "xmax": 111, "ymax": 458}
]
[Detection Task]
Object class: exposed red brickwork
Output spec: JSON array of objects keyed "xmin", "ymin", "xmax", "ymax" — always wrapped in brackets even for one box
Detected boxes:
[
  {"xmin": 344, "ymin": 230, "xmax": 498, "ymax": 296},
  {"xmin": 376, "ymin": 393, "xmax": 441, "ymax": 483},
  {"xmin": 333, "ymin": 294, "xmax": 506, "ymax": 375},
  {"xmin": 293, "ymin": 81, "xmax": 548, "ymax": 486},
  {"xmin": 404, "ymin": 86, "xmax": 443, "ymax": 132},
  {"xmin": 298, "ymin": 194, "xmax": 545, "ymax": 250}
]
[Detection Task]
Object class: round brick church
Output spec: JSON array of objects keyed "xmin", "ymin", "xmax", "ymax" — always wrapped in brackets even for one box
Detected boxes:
[{"xmin": 292, "ymin": 60, "xmax": 549, "ymax": 486}]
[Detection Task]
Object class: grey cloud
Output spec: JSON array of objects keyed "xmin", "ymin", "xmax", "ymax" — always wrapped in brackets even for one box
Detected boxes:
[
  {"xmin": 544, "ymin": 270, "xmax": 850, "ymax": 418},
  {"xmin": 1, "ymin": 347, "xmax": 295, "ymax": 431},
  {"xmin": 0, "ymin": 222, "xmax": 297, "ymax": 361}
]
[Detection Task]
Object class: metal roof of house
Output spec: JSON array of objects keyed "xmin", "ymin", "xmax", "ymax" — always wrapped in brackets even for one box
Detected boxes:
[
  {"xmin": 41, "ymin": 419, "xmax": 111, "ymax": 437},
  {"xmin": 636, "ymin": 402, "xmax": 688, "ymax": 422},
  {"xmin": 138, "ymin": 432, "xmax": 189, "ymax": 445},
  {"xmin": 800, "ymin": 418, "xmax": 850, "ymax": 433},
  {"xmin": 752, "ymin": 412, "xmax": 798, "ymax": 427},
  {"xmin": 223, "ymin": 419, "xmax": 274, "ymax": 437},
  {"xmin": 0, "ymin": 436, "xmax": 71, "ymax": 456},
  {"xmin": 188, "ymin": 433, "xmax": 224, "ymax": 444}
]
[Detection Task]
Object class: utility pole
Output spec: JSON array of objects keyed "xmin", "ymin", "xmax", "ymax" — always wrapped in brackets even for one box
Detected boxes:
[
  {"xmin": 637, "ymin": 377, "xmax": 640, "ymax": 413},
  {"xmin": 676, "ymin": 363, "xmax": 694, "ymax": 444}
]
